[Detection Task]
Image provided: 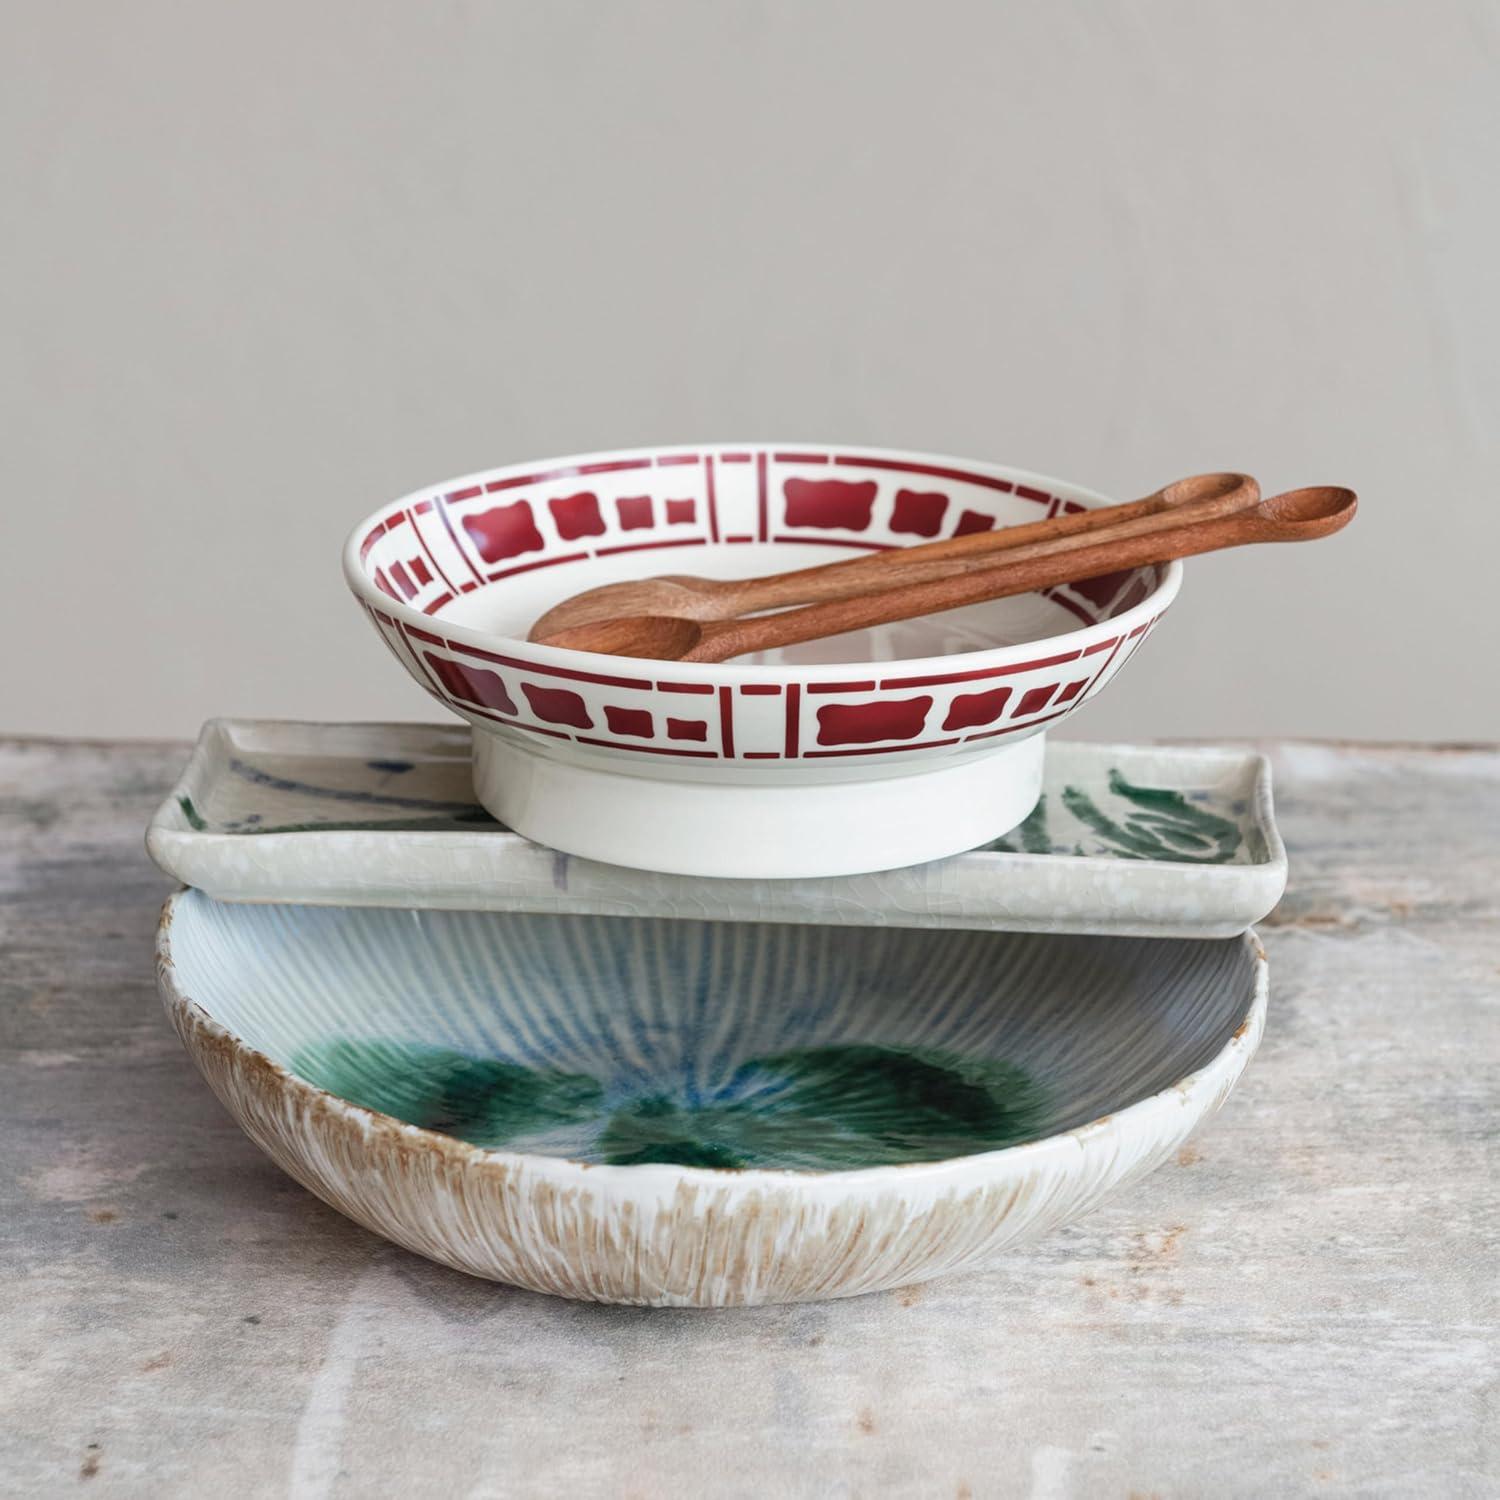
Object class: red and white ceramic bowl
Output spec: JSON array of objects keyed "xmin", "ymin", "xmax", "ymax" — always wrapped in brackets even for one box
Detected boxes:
[{"xmin": 343, "ymin": 444, "xmax": 1181, "ymax": 877}]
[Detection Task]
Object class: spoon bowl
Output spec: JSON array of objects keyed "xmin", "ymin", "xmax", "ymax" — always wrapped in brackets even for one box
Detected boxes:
[
  {"xmin": 529, "ymin": 576, "xmax": 726, "ymax": 636},
  {"xmin": 1257, "ymin": 485, "xmax": 1356, "ymax": 530},
  {"xmin": 541, "ymin": 611, "xmax": 706, "ymax": 660}
]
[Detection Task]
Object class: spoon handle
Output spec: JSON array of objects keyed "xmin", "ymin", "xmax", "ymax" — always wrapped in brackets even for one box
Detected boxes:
[
  {"xmin": 706, "ymin": 472, "xmax": 1259, "ymax": 616},
  {"xmin": 687, "ymin": 487, "xmax": 1357, "ymax": 663}
]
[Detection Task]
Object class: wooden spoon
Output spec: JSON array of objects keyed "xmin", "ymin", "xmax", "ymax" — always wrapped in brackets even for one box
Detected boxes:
[
  {"xmin": 535, "ymin": 486, "xmax": 1356, "ymax": 663},
  {"xmin": 527, "ymin": 471, "xmax": 1258, "ymax": 640}
]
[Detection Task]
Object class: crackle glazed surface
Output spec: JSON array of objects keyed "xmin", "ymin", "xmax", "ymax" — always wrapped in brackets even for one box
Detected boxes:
[
  {"xmin": 157, "ymin": 892, "xmax": 1265, "ymax": 1305},
  {"xmin": 147, "ymin": 720, "xmax": 1286, "ymax": 936},
  {"xmin": 342, "ymin": 444, "xmax": 1182, "ymax": 876}
]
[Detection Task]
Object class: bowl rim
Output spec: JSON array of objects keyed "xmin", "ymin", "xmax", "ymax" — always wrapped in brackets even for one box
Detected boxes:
[
  {"xmin": 342, "ymin": 442, "xmax": 1184, "ymax": 683},
  {"xmin": 157, "ymin": 889, "xmax": 1266, "ymax": 1193}
]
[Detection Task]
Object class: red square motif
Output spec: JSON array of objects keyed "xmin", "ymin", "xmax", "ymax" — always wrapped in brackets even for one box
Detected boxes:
[
  {"xmin": 616, "ymin": 496, "xmax": 653, "ymax": 530},
  {"xmin": 605, "ymin": 706, "xmax": 653, "ymax": 738},
  {"xmin": 549, "ymin": 492, "xmax": 606, "ymax": 541}
]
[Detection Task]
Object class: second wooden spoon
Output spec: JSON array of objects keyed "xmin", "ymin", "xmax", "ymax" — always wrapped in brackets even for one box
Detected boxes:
[
  {"xmin": 537, "ymin": 486, "xmax": 1357, "ymax": 662},
  {"xmin": 527, "ymin": 471, "xmax": 1258, "ymax": 640}
]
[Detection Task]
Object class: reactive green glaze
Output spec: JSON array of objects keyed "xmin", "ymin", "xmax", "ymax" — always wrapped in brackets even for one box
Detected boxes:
[
  {"xmin": 294, "ymin": 1041, "xmax": 602, "ymax": 1144},
  {"xmin": 291, "ymin": 1039, "xmax": 1049, "ymax": 1170}
]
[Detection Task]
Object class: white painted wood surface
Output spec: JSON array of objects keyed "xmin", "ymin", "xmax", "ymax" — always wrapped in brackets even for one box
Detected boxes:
[{"xmin": 2, "ymin": 737, "xmax": 1496, "ymax": 1497}]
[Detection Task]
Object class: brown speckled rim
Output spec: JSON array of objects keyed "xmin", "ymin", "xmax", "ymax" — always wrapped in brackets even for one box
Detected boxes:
[{"xmin": 155, "ymin": 890, "xmax": 1267, "ymax": 1195}]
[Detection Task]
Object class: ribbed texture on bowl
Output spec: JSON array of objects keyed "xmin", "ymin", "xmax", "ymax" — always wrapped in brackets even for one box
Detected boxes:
[{"xmin": 158, "ymin": 894, "xmax": 1265, "ymax": 1304}]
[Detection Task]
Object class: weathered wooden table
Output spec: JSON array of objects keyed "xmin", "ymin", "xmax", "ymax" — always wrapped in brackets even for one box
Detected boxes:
[{"xmin": 3, "ymin": 738, "xmax": 1496, "ymax": 1497}]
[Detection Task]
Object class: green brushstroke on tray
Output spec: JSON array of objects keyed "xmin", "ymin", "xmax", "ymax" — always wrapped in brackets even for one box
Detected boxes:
[
  {"xmin": 989, "ymin": 773, "xmax": 1243, "ymax": 862},
  {"xmin": 293, "ymin": 1040, "xmax": 602, "ymax": 1144},
  {"xmin": 990, "ymin": 795, "xmax": 1053, "ymax": 855},
  {"xmin": 1062, "ymin": 771, "xmax": 1241, "ymax": 863},
  {"xmin": 227, "ymin": 757, "xmax": 484, "ymax": 815},
  {"xmin": 225, "ymin": 810, "xmax": 495, "ymax": 835},
  {"xmin": 291, "ymin": 1038, "xmax": 1048, "ymax": 1169},
  {"xmin": 181, "ymin": 758, "xmax": 497, "ymax": 832}
]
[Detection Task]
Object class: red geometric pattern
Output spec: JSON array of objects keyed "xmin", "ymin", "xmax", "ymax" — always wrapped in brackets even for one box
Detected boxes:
[
  {"xmin": 521, "ymin": 684, "xmax": 593, "ymax": 730},
  {"xmin": 464, "ymin": 502, "xmax": 545, "ymax": 565},
  {"xmin": 816, "ymin": 697, "xmax": 932, "ymax": 747},
  {"xmin": 1014, "ymin": 683, "xmax": 1059, "ymax": 717},
  {"xmin": 422, "ymin": 654, "xmax": 518, "ymax": 716},
  {"xmin": 783, "ymin": 478, "xmax": 878, "ymax": 532},
  {"xmin": 890, "ymin": 489, "xmax": 950, "ymax": 538},
  {"xmin": 942, "ymin": 686, "xmax": 1013, "ymax": 731},
  {"xmin": 549, "ymin": 493, "xmax": 607, "ymax": 541},
  {"xmin": 605, "ymin": 706, "xmax": 653, "ymax": 738},
  {"xmin": 1070, "ymin": 569, "xmax": 1134, "ymax": 609},
  {"xmin": 953, "ymin": 510, "xmax": 995, "ymax": 537},
  {"xmin": 355, "ymin": 446, "xmax": 1173, "ymax": 763},
  {"xmin": 617, "ymin": 496, "xmax": 653, "ymax": 530}
]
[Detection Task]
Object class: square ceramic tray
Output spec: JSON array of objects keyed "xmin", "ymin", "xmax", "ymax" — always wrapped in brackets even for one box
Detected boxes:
[{"xmin": 147, "ymin": 720, "xmax": 1285, "ymax": 937}]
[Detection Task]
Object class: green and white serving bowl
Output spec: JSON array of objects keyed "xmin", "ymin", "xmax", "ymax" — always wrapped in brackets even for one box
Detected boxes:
[{"xmin": 157, "ymin": 891, "xmax": 1266, "ymax": 1307}]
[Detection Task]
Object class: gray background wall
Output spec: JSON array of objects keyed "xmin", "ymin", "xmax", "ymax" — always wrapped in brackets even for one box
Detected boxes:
[{"xmin": 6, "ymin": 1, "xmax": 1495, "ymax": 743}]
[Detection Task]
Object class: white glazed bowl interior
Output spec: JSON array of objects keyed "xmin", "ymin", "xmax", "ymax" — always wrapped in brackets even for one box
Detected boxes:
[
  {"xmin": 160, "ymin": 892, "xmax": 1264, "ymax": 1305},
  {"xmin": 342, "ymin": 445, "xmax": 1182, "ymax": 878}
]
